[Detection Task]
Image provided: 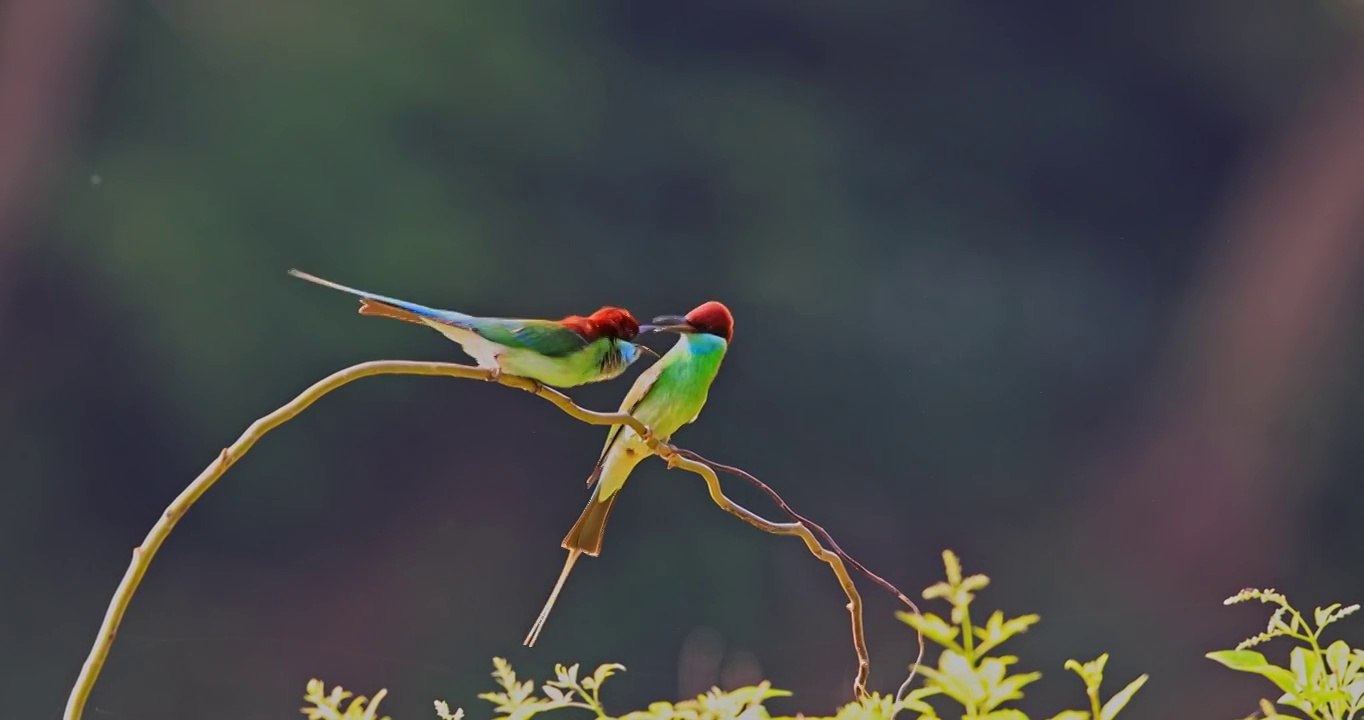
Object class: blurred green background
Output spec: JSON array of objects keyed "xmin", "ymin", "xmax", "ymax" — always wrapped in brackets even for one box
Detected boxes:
[{"xmin": 6, "ymin": 1, "xmax": 1364, "ymax": 718}]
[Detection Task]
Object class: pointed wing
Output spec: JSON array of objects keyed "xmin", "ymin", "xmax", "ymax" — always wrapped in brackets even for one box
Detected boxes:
[
  {"xmin": 585, "ymin": 355, "xmax": 668, "ymax": 486},
  {"xmin": 467, "ymin": 318, "xmax": 591, "ymax": 357}
]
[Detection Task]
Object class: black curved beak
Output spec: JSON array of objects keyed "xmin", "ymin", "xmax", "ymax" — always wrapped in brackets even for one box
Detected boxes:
[
  {"xmin": 634, "ymin": 343, "xmax": 661, "ymax": 358},
  {"xmin": 640, "ymin": 314, "xmax": 693, "ymax": 334}
]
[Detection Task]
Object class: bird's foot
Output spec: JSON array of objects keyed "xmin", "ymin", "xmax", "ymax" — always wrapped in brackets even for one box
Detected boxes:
[
  {"xmin": 484, "ymin": 366, "xmax": 502, "ymax": 383},
  {"xmin": 662, "ymin": 449, "xmax": 682, "ymax": 470}
]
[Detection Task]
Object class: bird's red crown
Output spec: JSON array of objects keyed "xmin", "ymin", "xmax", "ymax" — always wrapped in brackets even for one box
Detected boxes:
[
  {"xmin": 560, "ymin": 307, "xmax": 641, "ymax": 341},
  {"xmin": 686, "ymin": 301, "xmax": 735, "ymax": 341}
]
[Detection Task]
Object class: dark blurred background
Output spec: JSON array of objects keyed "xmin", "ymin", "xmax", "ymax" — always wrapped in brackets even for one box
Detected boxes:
[{"xmin": 6, "ymin": 1, "xmax": 1364, "ymax": 718}]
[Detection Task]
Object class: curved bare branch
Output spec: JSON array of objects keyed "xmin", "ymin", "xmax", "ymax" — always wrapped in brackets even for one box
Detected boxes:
[{"xmin": 64, "ymin": 360, "xmax": 916, "ymax": 719}]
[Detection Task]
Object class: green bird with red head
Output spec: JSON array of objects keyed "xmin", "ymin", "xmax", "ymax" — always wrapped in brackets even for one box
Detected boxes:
[
  {"xmin": 289, "ymin": 269, "xmax": 654, "ymax": 387},
  {"xmin": 524, "ymin": 300, "xmax": 735, "ymax": 646}
]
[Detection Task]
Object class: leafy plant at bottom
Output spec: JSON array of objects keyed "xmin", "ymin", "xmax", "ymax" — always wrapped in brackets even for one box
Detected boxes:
[
  {"xmin": 900, "ymin": 550, "xmax": 1148, "ymax": 720},
  {"xmin": 1208, "ymin": 588, "xmax": 1364, "ymax": 720},
  {"xmin": 301, "ymin": 678, "xmax": 392, "ymax": 720},
  {"xmin": 433, "ymin": 658, "xmax": 934, "ymax": 720},
  {"xmin": 300, "ymin": 550, "xmax": 1148, "ymax": 720}
]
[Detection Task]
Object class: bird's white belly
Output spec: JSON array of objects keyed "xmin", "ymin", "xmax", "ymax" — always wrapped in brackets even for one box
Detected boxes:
[
  {"xmin": 422, "ymin": 319, "xmax": 502, "ymax": 369},
  {"xmin": 597, "ymin": 430, "xmax": 651, "ymax": 500}
]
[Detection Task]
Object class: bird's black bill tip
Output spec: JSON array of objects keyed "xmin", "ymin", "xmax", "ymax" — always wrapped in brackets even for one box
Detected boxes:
[{"xmin": 635, "ymin": 344, "xmax": 661, "ymax": 358}]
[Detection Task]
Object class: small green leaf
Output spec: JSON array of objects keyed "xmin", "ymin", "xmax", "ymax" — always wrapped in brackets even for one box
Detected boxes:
[
  {"xmin": 476, "ymin": 692, "xmax": 509, "ymax": 709},
  {"xmin": 1206, "ymin": 650, "xmax": 1269, "ymax": 670},
  {"xmin": 1206, "ymin": 651, "xmax": 1300, "ymax": 695},
  {"xmin": 1001, "ymin": 615, "xmax": 1041, "ymax": 637},
  {"xmin": 982, "ymin": 670, "xmax": 1040, "ymax": 711},
  {"xmin": 961, "ymin": 574, "xmax": 991, "ymax": 593},
  {"xmin": 1314, "ymin": 604, "xmax": 1341, "ymax": 630},
  {"xmin": 433, "ymin": 700, "xmax": 465, "ymax": 720},
  {"xmin": 1064, "ymin": 655, "xmax": 1108, "ymax": 692},
  {"xmin": 973, "ymin": 611, "xmax": 1042, "ymax": 656},
  {"xmin": 491, "ymin": 657, "xmax": 517, "ymax": 692},
  {"xmin": 897, "ymin": 611, "xmax": 962, "ymax": 650},
  {"xmin": 1326, "ymin": 640, "xmax": 1352, "ymax": 677},
  {"xmin": 918, "ymin": 650, "xmax": 987, "ymax": 707},
  {"xmin": 1099, "ymin": 674, "xmax": 1148, "ymax": 720},
  {"xmin": 592, "ymin": 663, "xmax": 625, "ymax": 688},
  {"xmin": 1345, "ymin": 677, "xmax": 1364, "ymax": 703},
  {"xmin": 1289, "ymin": 647, "xmax": 1322, "ymax": 688},
  {"xmin": 942, "ymin": 650, "xmax": 987, "ymax": 703},
  {"xmin": 923, "ymin": 580, "xmax": 955, "ymax": 601},
  {"xmin": 1043, "ymin": 713, "xmax": 1089, "ymax": 720},
  {"xmin": 943, "ymin": 550, "xmax": 963, "ymax": 585},
  {"xmin": 552, "ymin": 663, "xmax": 579, "ymax": 687},
  {"xmin": 897, "ymin": 686, "xmax": 943, "ymax": 714},
  {"xmin": 1250, "ymin": 697, "xmax": 1305, "ymax": 720}
]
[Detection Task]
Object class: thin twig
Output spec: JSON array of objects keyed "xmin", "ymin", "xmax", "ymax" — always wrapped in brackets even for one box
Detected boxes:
[
  {"xmin": 651, "ymin": 449, "xmax": 872, "ymax": 696},
  {"xmin": 674, "ymin": 449, "xmax": 926, "ymax": 698},
  {"xmin": 64, "ymin": 360, "xmax": 882, "ymax": 720}
]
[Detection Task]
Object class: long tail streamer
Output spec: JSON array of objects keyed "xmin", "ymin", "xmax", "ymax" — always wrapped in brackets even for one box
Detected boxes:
[{"xmin": 524, "ymin": 549, "xmax": 582, "ymax": 647}]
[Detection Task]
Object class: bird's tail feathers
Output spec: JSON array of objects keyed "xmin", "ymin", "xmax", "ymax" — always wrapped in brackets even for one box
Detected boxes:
[
  {"xmin": 357, "ymin": 298, "xmax": 427, "ymax": 325},
  {"xmin": 523, "ymin": 549, "xmax": 582, "ymax": 647},
  {"xmin": 526, "ymin": 487, "xmax": 620, "ymax": 646},
  {"xmin": 562, "ymin": 489, "xmax": 619, "ymax": 557},
  {"xmin": 528, "ymin": 455, "xmax": 631, "ymax": 646},
  {"xmin": 288, "ymin": 268, "xmax": 470, "ymax": 325}
]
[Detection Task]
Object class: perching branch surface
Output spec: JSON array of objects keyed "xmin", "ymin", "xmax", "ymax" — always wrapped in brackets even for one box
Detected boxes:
[{"xmin": 63, "ymin": 360, "xmax": 918, "ymax": 720}]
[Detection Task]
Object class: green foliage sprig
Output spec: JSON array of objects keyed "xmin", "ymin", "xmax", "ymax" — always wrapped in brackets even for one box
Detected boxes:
[
  {"xmin": 427, "ymin": 657, "xmax": 926, "ymax": 720},
  {"xmin": 301, "ymin": 679, "xmax": 393, "ymax": 720},
  {"xmin": 1208, "ymin": 588, "xmax": 1364, "ymax": 720},
  {"xmin": 305, "ymin": 550, "xmax": 1147, "ymax": 720},
  {"xmin": 899, "ymin": 550, "xmax": 1147, "ymax": 720}
]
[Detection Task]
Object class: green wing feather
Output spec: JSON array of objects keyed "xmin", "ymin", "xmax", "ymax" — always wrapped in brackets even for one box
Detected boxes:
[{"xmin": 468, "ymin": 319, "xmax": 590, "ymax": 357}]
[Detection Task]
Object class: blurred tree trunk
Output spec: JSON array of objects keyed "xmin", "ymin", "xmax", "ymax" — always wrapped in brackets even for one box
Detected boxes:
[{"xmin": 1085, "ymin": 40, "xmax": 1364, "ymax": 718}]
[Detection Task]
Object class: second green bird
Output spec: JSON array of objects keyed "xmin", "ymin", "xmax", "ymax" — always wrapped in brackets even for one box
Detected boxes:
[
  {"xmin": 289, "ymin": 268, "xmax": 654, "ymax": 387},
  {"xmin": 524, "ymin": 300, "xmax": 736, "ymax": 646}
]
